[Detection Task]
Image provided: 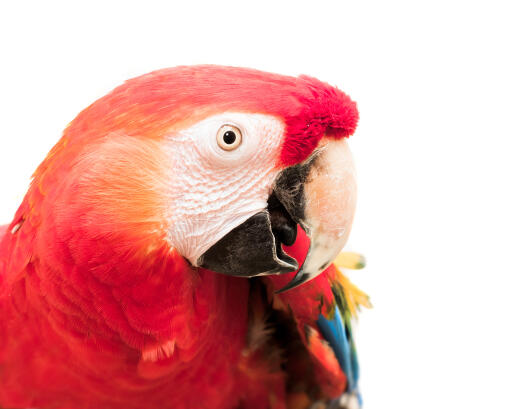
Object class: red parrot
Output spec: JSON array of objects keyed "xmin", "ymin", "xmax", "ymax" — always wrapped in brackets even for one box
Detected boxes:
[{"xmin": 0, "ymin": 66, "xmax": 368, "ymax": 409}]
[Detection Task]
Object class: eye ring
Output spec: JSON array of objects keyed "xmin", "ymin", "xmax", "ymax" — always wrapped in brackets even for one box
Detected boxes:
[{"xmin": 216, "ymin": 125, "xmax": 242, "ymax": 151}]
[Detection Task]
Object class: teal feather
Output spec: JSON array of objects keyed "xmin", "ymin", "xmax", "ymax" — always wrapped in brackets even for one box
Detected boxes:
[{"xmin": 317, "ymin": 284, "xmax": 361, "ymax": 403}]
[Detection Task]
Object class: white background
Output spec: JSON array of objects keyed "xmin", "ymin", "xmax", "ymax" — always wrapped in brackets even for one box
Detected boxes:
[{"xmin": 1, "ymin": 1, "xmax": 510, "ymax": 408}]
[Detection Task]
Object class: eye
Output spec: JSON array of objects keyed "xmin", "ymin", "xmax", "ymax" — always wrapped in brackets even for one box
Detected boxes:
[{"xmin": 216, "ymin": 125, "xmax": 242, "ymax": 151}]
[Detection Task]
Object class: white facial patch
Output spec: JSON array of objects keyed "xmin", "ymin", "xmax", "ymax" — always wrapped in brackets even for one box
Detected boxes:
[{"xmin": 163, "ymin": 112, "xmax": 285, "ymax": 265}]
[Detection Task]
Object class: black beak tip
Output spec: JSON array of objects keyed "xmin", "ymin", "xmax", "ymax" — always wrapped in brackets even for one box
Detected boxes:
[{"xmin": 274, "ymin": 269, "xmax": 311, "ymax": 294}]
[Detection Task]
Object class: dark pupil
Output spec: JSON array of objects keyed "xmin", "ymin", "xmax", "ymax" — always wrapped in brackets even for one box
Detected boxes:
[{"xmin": 223, "ymin": 131, "xmax": 237, "ymax": 145}]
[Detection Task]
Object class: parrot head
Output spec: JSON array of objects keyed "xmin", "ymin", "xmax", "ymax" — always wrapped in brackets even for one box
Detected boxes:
[{"xmin": 30, "ymin": 65, "xmax": 358, "ymax": 292}]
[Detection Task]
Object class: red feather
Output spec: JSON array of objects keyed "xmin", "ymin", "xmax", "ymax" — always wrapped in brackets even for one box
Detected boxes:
[
  {"xmin": 62, "ymin": 65, "xmax": 358, "ymax": 166},
  {"xmin": 0, "ymin": 66, "xmax": 357, "ymax": 409}
]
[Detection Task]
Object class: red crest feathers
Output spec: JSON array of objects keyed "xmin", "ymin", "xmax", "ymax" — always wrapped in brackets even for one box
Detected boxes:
[{"xmin": 66, "ymin": 65, "xmax": 358, "ymax": 166}]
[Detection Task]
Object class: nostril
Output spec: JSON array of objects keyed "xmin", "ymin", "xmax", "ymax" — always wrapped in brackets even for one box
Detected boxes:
[{"xmin": 267, "ymin": 192, "xmax": 298, "ymax": 246}]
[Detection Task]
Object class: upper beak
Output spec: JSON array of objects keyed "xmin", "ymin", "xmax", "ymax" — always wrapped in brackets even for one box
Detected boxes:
[{"xmin": 197, "ymin": 138, "xmax": 357, "ymax": 292}]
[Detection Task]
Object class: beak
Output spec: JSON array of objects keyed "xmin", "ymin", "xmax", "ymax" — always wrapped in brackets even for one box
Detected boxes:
[{"xmin": 197, "ymin": 139, "xmax": 356, "ymax": 291}]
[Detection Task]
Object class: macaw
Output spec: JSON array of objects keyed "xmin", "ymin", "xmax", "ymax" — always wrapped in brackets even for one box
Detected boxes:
[{"xmin": 0, "ymin": 65, "xmax": 369, "ymax": 409}]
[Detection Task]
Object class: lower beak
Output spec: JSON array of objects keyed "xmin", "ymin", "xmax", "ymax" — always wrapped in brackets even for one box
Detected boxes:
[{"xmin": 197, "ymin": 139, "xmax": 356, "ymax": 292}]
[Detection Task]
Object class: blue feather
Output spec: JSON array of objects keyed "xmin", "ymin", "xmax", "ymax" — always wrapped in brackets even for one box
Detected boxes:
[{"xmin": 317, "ymin": 304, "xmax": 361, "ymax": 404}]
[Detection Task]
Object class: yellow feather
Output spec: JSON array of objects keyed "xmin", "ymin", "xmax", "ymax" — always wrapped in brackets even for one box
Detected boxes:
[
  {"xmin": 332, "ymin": 252, "xmax": 371, "ymax": 317},
  {"xmin": 333, "ymin": 251, "xmax": 366, "ymax": 270}
]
